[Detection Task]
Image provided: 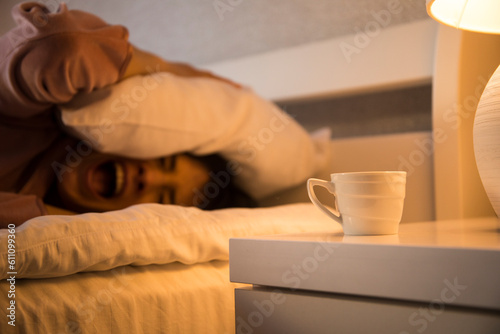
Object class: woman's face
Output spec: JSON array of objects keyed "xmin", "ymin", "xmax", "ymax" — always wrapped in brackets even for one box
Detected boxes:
[{"xmin": 56, "ymin": 152, "xmax": 210, "ymax": 212}]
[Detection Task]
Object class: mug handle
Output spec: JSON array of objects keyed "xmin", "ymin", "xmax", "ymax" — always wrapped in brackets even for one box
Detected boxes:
[{"xmin": 307, "ymin": 178, "xmax": 342, "ymax": 224}]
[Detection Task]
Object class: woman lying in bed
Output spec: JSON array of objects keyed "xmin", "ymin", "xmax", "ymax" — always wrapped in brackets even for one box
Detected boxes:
[
  {"xmin": 0, "ymin": 2, "xmax": 255, "ymax": 228},
  {"xmin": 0, "ymin": 2, "xmax": 328, "ymax": 229}
]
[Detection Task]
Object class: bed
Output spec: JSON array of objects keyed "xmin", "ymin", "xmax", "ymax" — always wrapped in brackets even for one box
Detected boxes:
[{"xmin": 0, "ymin": 203, "xmax": 335, "ymax": 333}]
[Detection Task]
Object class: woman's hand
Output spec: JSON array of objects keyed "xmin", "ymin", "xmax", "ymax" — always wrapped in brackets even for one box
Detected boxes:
[{"xmin": 123, "ymin": 46, "xmax": 241, "ymax": 88}]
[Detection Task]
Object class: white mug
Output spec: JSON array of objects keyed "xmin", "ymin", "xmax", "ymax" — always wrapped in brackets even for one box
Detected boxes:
[{"xmin": 307, "ymin": 171, "xmax": 406, "ymax": 235}]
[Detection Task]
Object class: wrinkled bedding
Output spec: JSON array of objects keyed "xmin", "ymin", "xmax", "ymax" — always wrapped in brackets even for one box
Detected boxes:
[{"xmin": 0, "ymin": 203, "xmax": 333, "ymax": 280}]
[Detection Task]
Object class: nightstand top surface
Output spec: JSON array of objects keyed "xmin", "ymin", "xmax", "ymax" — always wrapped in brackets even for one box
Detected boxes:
[{"xmin": 233, "ymin": 216, "xmax": 500, "ymax": 250}]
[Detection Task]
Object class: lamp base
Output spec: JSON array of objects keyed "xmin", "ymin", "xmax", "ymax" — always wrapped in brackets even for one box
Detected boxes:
[{"xmin": 474, "ymin": 63, "xmax": 500, "ymax": 218}]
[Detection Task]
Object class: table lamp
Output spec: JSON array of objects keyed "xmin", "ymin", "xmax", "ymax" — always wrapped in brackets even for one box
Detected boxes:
[{"xmin": 427, "ymin": 0, "xmax": 500, "ymax": 217}]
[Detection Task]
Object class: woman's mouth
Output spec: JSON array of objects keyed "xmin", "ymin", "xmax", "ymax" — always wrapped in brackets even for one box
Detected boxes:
[{"xmin": 87, "ymin": 160, "xmax": 126, "ymax": 198}]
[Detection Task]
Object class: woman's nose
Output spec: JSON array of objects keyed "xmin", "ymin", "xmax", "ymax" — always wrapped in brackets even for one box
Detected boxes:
[{"xmin": 142, "ymin": 163, "xmax": 175, "ymax": 189}]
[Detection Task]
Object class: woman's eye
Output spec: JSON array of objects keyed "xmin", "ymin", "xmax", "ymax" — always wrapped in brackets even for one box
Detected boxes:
[
  {"xmin": 158, "ymin": 188, "xmax": 175, "ymax": 204},
  {"xmin": 170, "ymin": 156, "xmax": 177, "ymax": 171},
  {"xmin": 161, "ymin": 156, "xmax": 176, "ymax": 171},
  {"xmin": 168, "ymin": 188, "xmax": 175, "ymax": 204}
]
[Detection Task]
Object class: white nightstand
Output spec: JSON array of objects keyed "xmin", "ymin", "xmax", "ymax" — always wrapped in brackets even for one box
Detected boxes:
[{"xmin": 229, "ymin": 217, "xmax": 500, "ymax": 334}]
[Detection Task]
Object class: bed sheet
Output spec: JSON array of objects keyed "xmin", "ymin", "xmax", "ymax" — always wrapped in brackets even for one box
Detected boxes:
[{"xmin": 0, "ymin": 260, "xmax": 246, "ymax": 333}]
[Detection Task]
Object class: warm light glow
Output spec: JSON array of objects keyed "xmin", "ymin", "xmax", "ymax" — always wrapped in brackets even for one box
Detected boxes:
[{"xmin": 427, "ymin": 0, "xmax": 500, "ymax": 34}]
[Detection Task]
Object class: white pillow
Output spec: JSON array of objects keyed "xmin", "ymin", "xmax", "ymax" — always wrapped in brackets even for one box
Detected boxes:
[
  {"xmin": 0, "ymin": 203, "xmax": 335, "ymax": 279},
  {"xmin": 59, "ymin": 73, "xmax": 330, "ymax": 199}
]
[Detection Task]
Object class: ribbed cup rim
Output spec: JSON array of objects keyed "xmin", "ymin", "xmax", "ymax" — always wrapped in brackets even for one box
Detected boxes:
[
  {"xmin": 331, "ymin": 171, "xmax": 406, "ymax": 176},
  {"xmin": 331, "ymin": 171, "xmax": 407, "ymax": 184}
]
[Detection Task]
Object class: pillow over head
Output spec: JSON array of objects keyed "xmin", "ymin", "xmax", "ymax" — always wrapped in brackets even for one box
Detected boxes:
[{"xmin": 59, "ymin": 73, "xmax": 330, "ymax": 199}]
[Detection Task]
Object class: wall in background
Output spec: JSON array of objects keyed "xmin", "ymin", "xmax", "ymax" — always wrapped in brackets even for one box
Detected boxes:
[{"xmin": 0, "ymin": 0, "xmax": 428, "ymax": 65}]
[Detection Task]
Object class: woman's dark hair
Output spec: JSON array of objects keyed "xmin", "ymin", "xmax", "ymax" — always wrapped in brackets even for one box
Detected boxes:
[{"xmin": 189, "ymin": 154, "xmax": 258, "ymax": 210}]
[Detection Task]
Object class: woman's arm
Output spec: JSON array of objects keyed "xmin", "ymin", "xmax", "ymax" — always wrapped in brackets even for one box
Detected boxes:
[
  {"xmin": 122, "ymin": 46, "xmax": 241, "ymax": 88},
  {"xmin": 0, "ymin": 192, "xmax": 47, "ymax": 228}
]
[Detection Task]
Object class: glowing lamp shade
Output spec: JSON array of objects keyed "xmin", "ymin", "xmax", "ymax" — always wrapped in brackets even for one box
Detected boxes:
[{"xmin": 426, "ymin": 0, "xmax": 500, "ymax": 34}]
